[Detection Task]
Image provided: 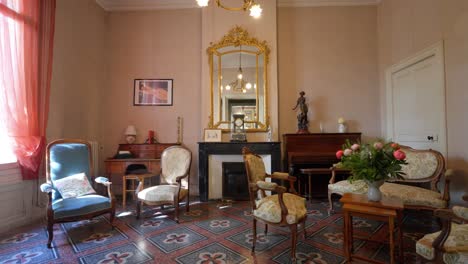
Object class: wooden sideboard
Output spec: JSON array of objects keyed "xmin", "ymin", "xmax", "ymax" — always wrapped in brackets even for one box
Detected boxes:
[
  {"xmin": 105, "ymin": 143, "xmax": 178, "ymax": 195},
  {"xmin": 283, "ymin": 133, "xmax": 361, "ymax": 197}
]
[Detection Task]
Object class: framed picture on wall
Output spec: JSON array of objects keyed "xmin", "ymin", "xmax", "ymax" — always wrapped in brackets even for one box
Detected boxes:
[
  {"xmin": 134, "ymin": 79, "xmax": 173, "ymax": 106},
  {"xmin": 204, "ymin": 129, "xmax": 222, "ymax": 142}
]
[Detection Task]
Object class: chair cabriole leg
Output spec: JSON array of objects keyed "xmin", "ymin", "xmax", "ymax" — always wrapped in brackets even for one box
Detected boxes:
[
  {"xmin": 136, "ymin": 200, "xmax": 141, "ymax": 219},
  {"xmin": 252, "ymin": 218, "xmax": 257, "ymax": 254},
  {"xmin": 47, "ymin": 221, "xmax": 53, "ymax": 248},
  {"xmin": 290, "ymin": 224, "xmax": 298, "ymax": 262},
  {"xmin": 175, "ymin": 199, "xmax": 180, "ymax": 223},
  {"xmin": 328, "ymin": 191, "xmax": 334, "ymax": 213}
]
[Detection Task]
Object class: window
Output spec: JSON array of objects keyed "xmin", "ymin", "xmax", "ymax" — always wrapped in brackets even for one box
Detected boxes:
[{"xmin": 0, "ymin": 0, "xmax": 20, "ymax": 164}]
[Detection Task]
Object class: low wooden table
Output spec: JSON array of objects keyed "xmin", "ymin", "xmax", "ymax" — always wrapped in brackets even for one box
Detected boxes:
[
  {"xmin": 122, "ymin": 173, "xmax": 156, "ymax": 209},
  {"xmin": 340, "ymin": 193, "xmax": 404, "ymax": 264},
  {"xmin": 299, "ymin": 168, "xmax": 331, "ymax": 199},
  {"xmin": 299, "ymin": 168, "xmax": 349, "ymax": 200}
]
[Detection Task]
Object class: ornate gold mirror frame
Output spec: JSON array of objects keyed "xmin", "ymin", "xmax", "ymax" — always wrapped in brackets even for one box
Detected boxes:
[{"xmin": 207, "ymin": 26, "xmax": 270, "ymax": 132}]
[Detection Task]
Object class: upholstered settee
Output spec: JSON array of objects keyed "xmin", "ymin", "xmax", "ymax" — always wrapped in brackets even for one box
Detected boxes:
[
  {"xmin": 416, "ymin": 202, "xmax": 468, "ymax": 263},
  {"xmin": 328, "ymin": 146, "xmax": 451, "ymax": 212}
]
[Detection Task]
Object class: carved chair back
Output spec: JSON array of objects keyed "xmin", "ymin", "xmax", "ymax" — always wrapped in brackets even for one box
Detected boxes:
[
  {"xmin": 46, "ymin": 139, "xmax": 93, "ymax": 201},
  {"xmin": 396, "ymin": 146, "xmax": 446, "ymax": 191},
  {"xmin": 160, "ymin": 146, "xmax": 191, "ymax": 187}
]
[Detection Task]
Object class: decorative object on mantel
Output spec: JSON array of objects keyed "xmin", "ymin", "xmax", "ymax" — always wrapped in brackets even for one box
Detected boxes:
[
  {"xmin": 292, "ymin": 91, "xmax": 309, "ymax": 134},
  {"xmin": 319, "ymin": 122, "xmax": 324, "ymax": 133},
  {"xmin": 204, "ymin": 129, "xmax": 222, "ymax": 142},
  {"xmin": 124, "ymin": 125, "xmax": 137, "ymax": 144},
  {"xmin": 230, "ymin": 113, "xmax": 247, "ymax": 142},
  {"xmin": 267, "ymin": 125, "xmax": 272, "ymax": 142},
  {"xmin": 336, "ymin": 140, "xmax": 407, "ymax": 201},
  {"xmin": 196, "ymin": 0, "xmax": 262, "ymax": 18},
  {"xmin": 338, "ymin": 117, "xmax": 348, "ymax": 133},
  {"xmin": 145, "ymin": 130, "xmax": 157, "ymax": 144}
]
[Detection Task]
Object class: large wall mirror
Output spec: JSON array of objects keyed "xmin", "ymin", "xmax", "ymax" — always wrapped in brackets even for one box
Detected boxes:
[{"xmin": 207, "ymin": 26, "xmax": 270, "ymax": 132}]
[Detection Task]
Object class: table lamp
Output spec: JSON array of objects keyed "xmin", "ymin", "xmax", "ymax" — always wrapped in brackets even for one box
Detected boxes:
[{"xmin": 125, "ymin": 125, "xmax": 137, "ymax": 144}]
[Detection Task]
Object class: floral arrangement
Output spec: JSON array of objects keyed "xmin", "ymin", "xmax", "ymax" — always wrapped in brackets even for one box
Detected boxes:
[
  {"xmin": 336, "ymin": 140, "xmax": 408, "ymax": 182},
  {"xmin": 338, "ymin": 117, "xmax": 345, "ymax": 124}
]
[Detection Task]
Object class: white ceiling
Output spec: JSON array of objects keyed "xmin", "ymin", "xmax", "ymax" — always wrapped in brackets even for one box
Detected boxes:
[{"xmin": 96, "ymin": 0, "xmax": 381, "ymax": 11}]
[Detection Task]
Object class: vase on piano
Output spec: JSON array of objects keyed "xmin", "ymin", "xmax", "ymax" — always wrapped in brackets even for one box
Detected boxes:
[{"xmin": 338, "ymin": 123, "xmax": 347, "ymax": 133}]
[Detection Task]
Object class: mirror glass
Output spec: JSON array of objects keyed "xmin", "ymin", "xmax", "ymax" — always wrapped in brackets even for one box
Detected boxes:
[{"xmin": 208, "ymin": 27, "xmax": 269, "ymax": 132}]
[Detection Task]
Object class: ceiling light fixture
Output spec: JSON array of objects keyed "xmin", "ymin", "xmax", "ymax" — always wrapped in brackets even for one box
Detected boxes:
[{"xmin": 196, "ymin": 0, "xmax": 262, "ymax": 19}]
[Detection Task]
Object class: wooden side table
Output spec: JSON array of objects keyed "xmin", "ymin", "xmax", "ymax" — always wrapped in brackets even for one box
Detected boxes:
[
  {"xmin": 122, "ymin": 173, "xmax": 156, "ymax": 209},
  {"xmin": 340, "ymin": 193, "xmax": 404, "ymax": 264}
]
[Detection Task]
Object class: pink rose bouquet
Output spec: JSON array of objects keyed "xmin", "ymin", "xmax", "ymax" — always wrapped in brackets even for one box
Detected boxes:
[{"xmin": 335, "ymin": 140, "xmax": 408, "ymax": 182}]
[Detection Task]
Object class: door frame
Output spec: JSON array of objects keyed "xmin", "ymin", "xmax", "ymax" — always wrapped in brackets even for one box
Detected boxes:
[{"xmin": 385, "ymin": 41, "xmax": 447, "ymax": 157}]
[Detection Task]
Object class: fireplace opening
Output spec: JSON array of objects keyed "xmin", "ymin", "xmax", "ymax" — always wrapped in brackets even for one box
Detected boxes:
[{"xmin": 222, "ymin": 162, "xmax": 249, "ymax": 200}]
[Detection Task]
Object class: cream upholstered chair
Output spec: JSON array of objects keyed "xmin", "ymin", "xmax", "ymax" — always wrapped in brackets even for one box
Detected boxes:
[
  {"xmin": 416, "ymin": 195, "xmax": 468, "ymax": 263},
  {"xmin": 135, "ymin": 145, "xmax": 191, "ymax": 223},
  {"xmin": 328, "ymin": 146, "xmax": 450, "ymax": 212},
  {"xmin": 242, "ymin": 147, "xmax": 307, "ymax": 262}
]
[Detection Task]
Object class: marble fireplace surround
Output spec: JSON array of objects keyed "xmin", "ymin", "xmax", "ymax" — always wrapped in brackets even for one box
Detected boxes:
[{"xmin": 198, "ymin": 142, "xmax": 281, "ymax": 201}]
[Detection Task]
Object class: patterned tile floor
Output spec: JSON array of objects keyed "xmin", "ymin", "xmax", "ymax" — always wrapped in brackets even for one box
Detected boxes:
[{"xmin": 0, "ymin": 198, "xmax": 440, "ymax": 264}]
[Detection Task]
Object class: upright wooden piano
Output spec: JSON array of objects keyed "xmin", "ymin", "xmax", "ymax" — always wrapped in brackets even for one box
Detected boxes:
[{"xmin": 283, "ymin": 133, "xmax": 361, "ymax": 197}]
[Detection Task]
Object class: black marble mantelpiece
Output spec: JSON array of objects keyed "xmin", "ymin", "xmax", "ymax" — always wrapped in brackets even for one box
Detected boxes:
[{"xmin": 198, "ymin": 142, "xmax": 281, "ymax": 201}]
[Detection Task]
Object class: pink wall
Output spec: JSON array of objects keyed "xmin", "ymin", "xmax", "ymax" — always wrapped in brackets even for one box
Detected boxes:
[
  {"xmin": 102, "ymin": 9, "xmax": 202, "ymax": 192},
  {"xmin": 377, "ymin": 0, "xmax": 468, "ymax": 204},
  {"xmin": 278, "ymin": 6, "xmax": 379, "ymax": 141},
  {"xmin": 49, "ymin": 0, "xmax": 107, "ymax": 141}
]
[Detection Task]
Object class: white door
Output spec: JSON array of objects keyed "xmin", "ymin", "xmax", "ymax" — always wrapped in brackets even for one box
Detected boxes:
[{"xmin": 386, "ymin": 42, "xmax": 447, "ymax": 156}]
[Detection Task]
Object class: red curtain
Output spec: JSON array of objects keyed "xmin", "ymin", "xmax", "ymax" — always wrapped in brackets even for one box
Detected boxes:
[{"xmin": 0, "ymin": 0, "xmax": 55, "ymax": 180}]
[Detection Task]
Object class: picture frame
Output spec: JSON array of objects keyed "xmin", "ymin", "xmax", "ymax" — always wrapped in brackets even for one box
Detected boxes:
[
  {"xmin": 134, "ymin": 79, "xmax": 173, "ymax": 106},
  {"xmin": 204, "ymin": 129, "xmax": 222, "ymax": 142}
]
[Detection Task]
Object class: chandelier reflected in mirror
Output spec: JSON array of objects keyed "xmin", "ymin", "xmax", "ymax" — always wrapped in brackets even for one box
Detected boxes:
[
  {"xmin": 196, "ymin": 0, "xmax": 262, "ymax": 18},
  {"xmin": 222, "ymin": 45, "xmax": 254, "ymax": 94}
]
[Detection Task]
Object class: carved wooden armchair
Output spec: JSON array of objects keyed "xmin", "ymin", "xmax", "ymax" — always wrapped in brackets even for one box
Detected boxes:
[
  {"xmin": 242, "ymin": 147, "xmax": 307, "ymax": 262},
  {"xmin": 40, "ymin": 139, "xmax": 115, "ymax": 248},
  {"xmin": 135, "ymin": 145, "xmax": 191, "ymax": 223},
  {"xmin": 416, "ymin": 195, "xmax": 468, "ymax": 263}
]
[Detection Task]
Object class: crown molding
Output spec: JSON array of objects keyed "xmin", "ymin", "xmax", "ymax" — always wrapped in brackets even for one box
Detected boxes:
[
  {"xmin": 95, "ymin": 0, "xmax": 382, "ymax": 12},
  {"xmin": 277, "ymin": 0, "xmax": 381, "ymax": 7},
  {"xmin": 95, "ymin": 0, "xmax": 198, "ymax": 11}
]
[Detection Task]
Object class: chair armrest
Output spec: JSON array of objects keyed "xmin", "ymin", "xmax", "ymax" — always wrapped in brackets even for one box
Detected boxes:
[
  {"xmin": 95, "ymin": 176, "xmax": 114, "ymax": 198},
  {"xmin": 442, "ymin": 169, "xmax": 453, "ymax": 202},
  {"xmin": 256, "ymin": 181, "xmax": 287, "ymax": 194},
  {"xmin": 269, "ymin": 172, "xmax": 297, "ymax": 194},
  {"xmin": 270, "ymin": 172, "xmax": 293, "ymax": 181},
  {"xmin": 40, "ymin": 183, "xmax": 54, "ymax": 193},
  {"xmin": 95, "ymin": 176, "xmax": 112, "ymax": 186},
  {"xmin": 176, "ymin": 174, "xmax": 189, "ymax": 183},
  {"xmin": 434, "ymin": 208, "xmax": 456, "ymax": 220},
  {"xmin": 257, "ymin": 181, "xmax": 278, "ymax": 191},
  {"xmin": 452, "ymin": 206, "xmax": 468, "ymax": 221}
]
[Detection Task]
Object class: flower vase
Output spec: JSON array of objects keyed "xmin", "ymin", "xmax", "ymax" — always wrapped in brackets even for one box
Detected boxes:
[
  {"xmin": 338, "ymin": 123, "xmax": 347, "ymax": 133},
  {"xmin": 366, "ymin": 180, "xmax": 385, "ymax": 202}
]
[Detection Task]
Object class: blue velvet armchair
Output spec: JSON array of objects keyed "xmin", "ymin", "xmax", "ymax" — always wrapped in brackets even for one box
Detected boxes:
[{"xmin": 40, "ymin": 139, "xmax": 115, "ymax": 248}]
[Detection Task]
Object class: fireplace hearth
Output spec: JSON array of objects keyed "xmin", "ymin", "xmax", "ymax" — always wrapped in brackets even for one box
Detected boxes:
[
  {"xmin": 198, "ymin": 142, "xmax": 281, "ymax": 201},
  {"xmin": 222, "ymin": 162, "xmax": 249, "ymax": 200}
]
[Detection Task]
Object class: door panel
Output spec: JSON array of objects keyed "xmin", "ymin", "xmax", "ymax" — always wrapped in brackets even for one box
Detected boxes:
[{"xmin": 390, "ymin": 53, "xmax": 446, "ymax": 154}]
